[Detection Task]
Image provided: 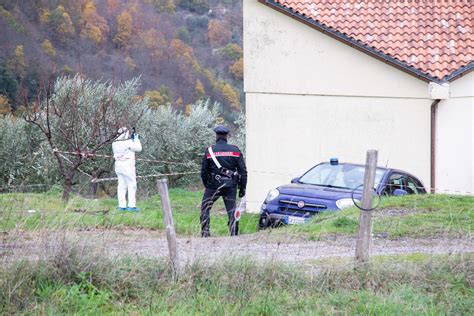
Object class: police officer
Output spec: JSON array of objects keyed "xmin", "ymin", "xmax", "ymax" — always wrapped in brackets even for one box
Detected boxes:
[{"xmin": 200, "ymin": 125, "xmax": 247, "ymax": 237}]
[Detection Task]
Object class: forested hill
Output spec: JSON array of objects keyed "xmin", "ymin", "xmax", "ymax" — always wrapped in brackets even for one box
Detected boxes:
[{"xmin": 0, "ymin": 0, "xmax": 243, "ymax": 118}]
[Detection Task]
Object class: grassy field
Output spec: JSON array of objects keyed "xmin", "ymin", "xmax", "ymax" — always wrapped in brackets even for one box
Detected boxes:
[
  {"xmin": 284, "ymin": 194, "xmax": 473, "ymax": 239},
  {"xmin": 1, "ymin": 190, "xmax": 473, "ymax": 314},
  {"xmin": 1, "ymin": 188, "xmax": 472, "ymax": 238},
  {"xmin": 0, "ymin": 187, "xmax": 259, "ymax": 236},
  {"xmin": 1, "ymin": 250, "xmax": 472, "ymax": 315}
]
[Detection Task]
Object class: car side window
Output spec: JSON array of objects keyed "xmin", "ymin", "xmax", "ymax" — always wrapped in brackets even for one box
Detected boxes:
[
  {"xmin": 405, "ymin": 177, "xmax": 418, "ymax": 194},
  {"xmin": 386, "ymin": 173, "xmax": 406, "ymax": 195},
  {"xmin": 406, "ymin": 176, "xmax": 425, "ymax": 194}
]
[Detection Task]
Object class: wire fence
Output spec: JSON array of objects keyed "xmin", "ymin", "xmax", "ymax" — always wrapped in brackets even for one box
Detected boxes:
[
  {"xmin": 1, "ymin": 148, "xmax": 473, "ymax": 274},
  {"xmin": 2, "ymin": 184, "xmax": 472, "ymax": 314},
  {"xmin": 1, "ymin": 171, "xmax": 473, "ymax": 316},
  {"xmin": 17, "ymin": 149, "xmax": 474, "ymax": 197}
]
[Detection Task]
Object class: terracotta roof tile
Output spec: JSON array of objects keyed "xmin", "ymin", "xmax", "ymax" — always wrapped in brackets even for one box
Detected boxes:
[{"xmin": 267, "ymin": 0, "xmax": 474, "ymax": 81}]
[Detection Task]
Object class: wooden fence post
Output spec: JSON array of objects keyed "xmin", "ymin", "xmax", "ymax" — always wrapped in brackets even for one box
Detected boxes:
[
  {"xmin": 355, "ymin": 150, "xmax": 378, "ymax": 263},
  {"xmin": 156, "ymin": 177, "xmax": 180, "ymax": 276}
]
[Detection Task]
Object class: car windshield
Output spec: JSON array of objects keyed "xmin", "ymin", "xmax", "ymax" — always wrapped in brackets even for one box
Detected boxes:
[{"xmin": 298, "ymin": 163, "xmax": 386, "ymax": 190}]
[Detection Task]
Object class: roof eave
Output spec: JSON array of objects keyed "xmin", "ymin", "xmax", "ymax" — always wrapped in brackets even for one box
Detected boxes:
[
  {"xmin": 259, "ymin": 0, "xmax": 472, "ymax": 84},
  {"xmin": 443, "ymin": 62, "xmax": 474, "ymax": 82}
]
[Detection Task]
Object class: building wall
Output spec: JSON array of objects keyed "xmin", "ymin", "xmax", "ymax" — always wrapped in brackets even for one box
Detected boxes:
[
  {"xmin": 436, "ymin": 72, "xmax": 474, "ymax": 194},
  {"xmin": 243, "ymin": 0, "xmax": 472, "ymax": 212},
  {"xmin": 246, "ymin": 93, "xmax": 431, "ymax": 211}
]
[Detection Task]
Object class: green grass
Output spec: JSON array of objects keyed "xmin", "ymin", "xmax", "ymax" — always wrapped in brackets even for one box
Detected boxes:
[
  {"xmin": 1, "ymin": 250, "xmax": 472, "ymax": 315},
  {"xmin": 1, "ymin": 190, "xmax": 472, "ymax": 314},
  {"xmin": 283, "ymin": 194, "xmax": 473, "ymax": 239},
  {"xmin": 0, "ymin": 187, "xmax": 259, "ymax": 236},
  {"xmin": 1, "ymin": 190, "xmax": 472, "ymax": 238}
]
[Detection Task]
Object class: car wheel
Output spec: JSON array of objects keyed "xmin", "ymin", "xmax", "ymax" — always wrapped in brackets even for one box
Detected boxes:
[{"xmin": 257, "ymin": 212, "xmax": 272, "ymax": 230}]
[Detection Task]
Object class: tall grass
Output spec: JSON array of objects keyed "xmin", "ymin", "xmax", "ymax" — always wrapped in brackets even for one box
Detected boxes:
[{"xmin": 1, "ymin": 239, "xmax": 472, "ymax": 315}]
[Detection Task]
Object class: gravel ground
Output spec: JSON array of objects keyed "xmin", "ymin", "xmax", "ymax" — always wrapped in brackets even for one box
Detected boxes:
[{"xmin": 1, "ymin": 229, "xmax": 473, "ymax": 267}]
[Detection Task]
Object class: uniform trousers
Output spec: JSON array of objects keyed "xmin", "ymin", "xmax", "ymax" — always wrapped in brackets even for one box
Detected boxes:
[{"xmin": 200, "ymin": 186, "xmax": 239, "ymax": 236}]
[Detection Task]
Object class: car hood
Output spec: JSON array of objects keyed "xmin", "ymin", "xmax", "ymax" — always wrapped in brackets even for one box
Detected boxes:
[{"xmin": 277, "ymin": 183, "xmax": 360, "ymax": 201}]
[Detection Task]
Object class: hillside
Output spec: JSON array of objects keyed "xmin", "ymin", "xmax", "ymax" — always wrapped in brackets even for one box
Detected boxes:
[{"xmin": 0, "ymin": 0, "xmax": 243, "ymax": 119}]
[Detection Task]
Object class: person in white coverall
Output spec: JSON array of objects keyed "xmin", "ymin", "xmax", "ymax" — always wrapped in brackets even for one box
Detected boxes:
[{"xmin": 112, "ymin": 127, "xmax": 142, "ymax": 211}]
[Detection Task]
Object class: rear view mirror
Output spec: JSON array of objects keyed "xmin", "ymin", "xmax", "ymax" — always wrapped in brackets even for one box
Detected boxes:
[
  {"xmin": 393, "ymin": 189, "xmax": 408, "ymax": 196},
  {"xmin": 291, "ymin": 177, "xmax": 300, "ymax": 183}
]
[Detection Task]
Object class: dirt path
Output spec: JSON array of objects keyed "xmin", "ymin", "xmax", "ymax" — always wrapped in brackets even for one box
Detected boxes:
[{"xmin": 2, "ymin": 229, "xmax": 473, "ymax": 265}]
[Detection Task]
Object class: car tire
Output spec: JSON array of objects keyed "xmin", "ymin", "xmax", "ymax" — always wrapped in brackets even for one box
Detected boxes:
[{"xmin": 257, "ymin": 212, "xmax": 272, "ymax": 230}]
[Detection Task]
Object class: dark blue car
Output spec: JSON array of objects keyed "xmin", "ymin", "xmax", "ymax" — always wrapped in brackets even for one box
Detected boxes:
[{"xmin": 258, "ymin": 159, "xmax": 426, "ymax": 228}]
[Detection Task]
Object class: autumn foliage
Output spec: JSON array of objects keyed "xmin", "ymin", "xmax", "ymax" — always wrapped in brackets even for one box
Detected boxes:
[
  {"xmin": 229, "ymin": 58, "xmax": 243, "ymax": 81},
  {"xmin": 207, "ymin": 20, "xmax": 231, "ymax": 47},
  {"xmin": 41, "ymin": 39, "xmax": 56, "ymax": 57},
  {"xmin": 0, "ymin": 0, "xmax": 243, "ymax": 114},
  {"xmin": 194, "ymin": 79, "xmax": 205, "ymax": 99},
  {"xmin": 0, "ymin": 94, "xmax": 10, "ymax": 115},
  {"xmin": 220, "ymin": 83, "xmax": 240, "ymax": 111},
  {"xmin": 80, "ymin": 1, "xmax": 109, "ymax": 44},
  {"xmin": 113, "ymin": 11, "xmax": 133, "ymax": 47}
]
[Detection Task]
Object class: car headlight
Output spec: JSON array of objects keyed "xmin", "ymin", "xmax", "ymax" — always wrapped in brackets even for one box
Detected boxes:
[
  {"xmin": 265, "ymin": 189, "xmax": 279, "ymax": 202},
  {"xmin": 336, "ymin": 198, "xmax": 359, "ymax": 210}
]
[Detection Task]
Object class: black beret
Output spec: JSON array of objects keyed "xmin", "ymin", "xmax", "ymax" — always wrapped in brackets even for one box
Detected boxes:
[{"xmin": 213, "ymin": 125, "xmax": 230, "ymax": 135}]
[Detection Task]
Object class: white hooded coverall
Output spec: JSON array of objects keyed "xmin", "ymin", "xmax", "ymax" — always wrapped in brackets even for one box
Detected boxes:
[{"xmin": 112, "ymin": 130, "xmax": 142, "ymax": 208}]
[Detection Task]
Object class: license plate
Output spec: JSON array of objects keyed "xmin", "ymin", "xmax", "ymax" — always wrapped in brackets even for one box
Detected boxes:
[{"xmin": 287, "ymin": 216, "xmax": 307, "ymax": 225}]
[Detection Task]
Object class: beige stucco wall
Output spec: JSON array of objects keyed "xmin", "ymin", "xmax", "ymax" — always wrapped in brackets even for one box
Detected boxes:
[
  {"xmin": 243, "ymin": 0, "xmax": 473, "ymax": 212},
  {"xmin": 246, "ymin": 93, "xmax": 431, "ymax": 211},
  {"xmin": 436, "ymin": 72, "xmax": 474, "ymax": 194}
]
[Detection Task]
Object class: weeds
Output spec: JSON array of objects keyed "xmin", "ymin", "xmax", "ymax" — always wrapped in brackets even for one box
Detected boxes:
[{"xmin": 1, "ymin": 239, "xmax": 472, "ymax": 315}]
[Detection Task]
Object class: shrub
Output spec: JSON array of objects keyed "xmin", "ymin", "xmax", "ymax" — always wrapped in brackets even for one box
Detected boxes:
[
  {"xmin": 233, "ymin": 110, "xmax": 245, "ymax": 154},
  {"xmin": 137, "ymin": 99, "xmax": 218, "ymax": 189},
  {"xmin": 0, "ymin": 115, "xmax": 59, "ymax": 190}
]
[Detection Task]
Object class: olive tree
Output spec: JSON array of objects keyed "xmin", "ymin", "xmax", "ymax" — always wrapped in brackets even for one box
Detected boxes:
[
  {"xmin": 137, "ymin": 100, "xmax": 218, "ymax": 188},
  {"xmin": 0, "ymin": 115, "xmax": 59, "ymax": 190},
  {"xmin": 232, "ymin": 110, "xmax": 245, "ymax": 154},
  {"xmin": 25, "ymin": 75, "xmax": 148, "ymax": 201}
]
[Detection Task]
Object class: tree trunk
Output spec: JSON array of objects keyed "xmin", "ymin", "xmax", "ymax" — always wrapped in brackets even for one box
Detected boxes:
[
  {"xmin": 89, "ymin": 181, "xmax": 98, "ymax": 197},
  {"xmin": 61, "ymin": 159, "xmax": 81, "ymax": 202},
  {"xmin": 89, "ymin": 171, "xmax": 99, "ymax": 197},
  {"xmin": 88, "ymin": 170, "xmax": 108, "ymax": 197},
  {"xmin": 62, "ymin": 177, "xmax": 73, "ymax": 202}
]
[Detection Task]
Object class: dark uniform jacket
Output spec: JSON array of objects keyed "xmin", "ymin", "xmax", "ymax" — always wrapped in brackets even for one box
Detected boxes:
[{"xmin": 200, "ymin": 138, "xmax": 247, "ymax": 190}]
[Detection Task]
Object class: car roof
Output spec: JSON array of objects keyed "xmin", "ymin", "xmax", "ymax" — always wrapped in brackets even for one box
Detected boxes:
[{"xmin": 319, "ymin": 162, "xmax": 390, "ymax": 172}]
